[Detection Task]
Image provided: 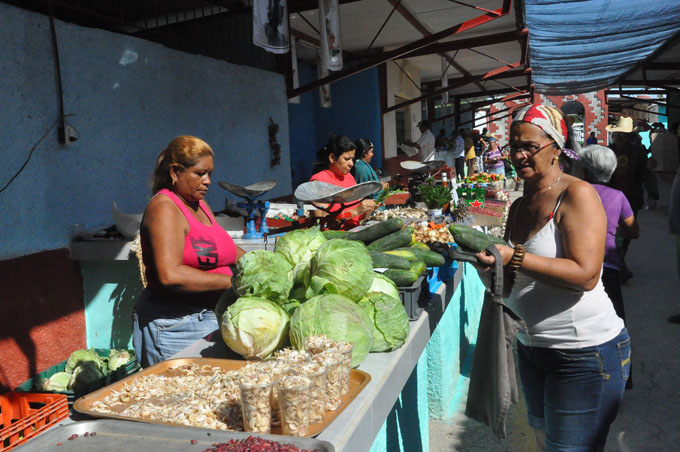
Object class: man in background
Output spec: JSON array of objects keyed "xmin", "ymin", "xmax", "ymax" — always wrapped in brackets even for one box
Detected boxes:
[{"xmin": 403, "ymin": 120, "xmax": 436, "ymax": 162}]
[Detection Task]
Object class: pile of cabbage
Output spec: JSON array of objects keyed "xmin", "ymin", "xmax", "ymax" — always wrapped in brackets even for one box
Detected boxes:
[
  {"xmin": 41, "ymin": 348, "xmax": 134, "ymax": 393},
  {"xmin": 217, "ymin": 227, "xmax": 410, "ymax": 366}
]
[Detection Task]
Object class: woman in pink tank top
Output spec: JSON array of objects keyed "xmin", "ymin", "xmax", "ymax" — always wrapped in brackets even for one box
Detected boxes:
[{"xmin": 134, "ymin": 136, "xmax": 246, "ymax": 367}]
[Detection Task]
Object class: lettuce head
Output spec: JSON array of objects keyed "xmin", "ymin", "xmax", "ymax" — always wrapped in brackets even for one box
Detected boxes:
[
  {"xmin": 221, "ymin": 296, "xmax": 290, "ymax": 359},
  {"xmin": 289, "ymin": 294, "xmax": 374, "ymax": 367},
  {"xmin": 306, "ymin": 239, "xmax": 374, "ymax": 302},
  {"xmin": 233, "ymin": 250, "xmax": 294, "ymax": 303}
]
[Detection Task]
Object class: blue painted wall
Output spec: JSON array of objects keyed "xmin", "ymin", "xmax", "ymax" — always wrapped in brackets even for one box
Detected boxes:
[
  {"xmin": 0, "ymin": 3, "xmax": 292, "ymax": 260},
  {"xmin": 288, "ymin": 64, "xmax": 382, "ymax": 187}
]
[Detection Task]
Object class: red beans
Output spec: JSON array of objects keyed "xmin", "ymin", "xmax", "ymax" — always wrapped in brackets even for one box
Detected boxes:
[{"xmin": 201, "ymin": 436, "xmax": 320, "ymax": 452}]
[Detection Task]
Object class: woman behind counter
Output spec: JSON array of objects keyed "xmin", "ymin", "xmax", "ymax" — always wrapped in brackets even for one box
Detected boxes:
[
  {"xmin": 310, "ymin": 134, "xmax": 377, "ymax": 229},
  {"xmin": 134, "ymin": 135, "xmax": 246, "ymax": 367},
  {"xmin": 476, "ymin": 105, "xmax": 629, "ymax": 452},
  {"xmin": 353, "ymin": 138, "xmax": 389, "ymax": 198}
]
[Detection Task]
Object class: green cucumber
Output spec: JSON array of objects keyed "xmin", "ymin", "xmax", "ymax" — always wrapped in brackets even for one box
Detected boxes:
[
  {"xmin": 383, "ymin": 249, "xmax": 417, "ymax": 261},
  {"xmin": 409, "ymin": 260, "xmax": 427, "ymax": 276},
  {"xmin": 367, "ymin": 227, "xmax": 414, "ymax": 253},
  {"xmin": 322, "ymin": 229, "xmax": 348, "ymax": 240},
  {"xmin": 410, "ymin": 242, "xmax": 431, "ymax": 251},
  {"xmin": 448, "ymin": 224, "xmax": 504, "ymax": 252},
  {"xmin": 369, "ymin": 252, "xmax": 411, "ymax": 270},
  {"xmin": 395, "ymin": 247, "xmax": 446, "ymax": 267},
  {"xmin": 346, "ymin": 218, "xmax": 404, "ymax": 244},
  {"xmin": 384, "ymin": 269, "xmax": 419, "ymax": 287}
]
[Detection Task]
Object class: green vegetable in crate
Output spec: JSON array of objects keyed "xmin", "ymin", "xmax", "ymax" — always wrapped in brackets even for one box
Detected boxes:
[
  {"xmin": 383, "ymin": 249, "xmax": 416, "ymax": 261},
  {"xmin": 220, "ymin": 296, "xmax": 290, "ymax": 359},
  {"xmin": 68, "ymin": 362, "xmax": 104, "ymax": 393},
  {"xmin": 289, "ymin": 294, "xmax": 373, "ymax": 367},
  {"xmin": 369, "ymin": 252, "xmax": 411, "ymax": 270},
  {"xmin": 108, "ymin": 349, "xmax": 133, "ymax": 373},
  {"xmin": 384, "ymin": 269, "xmax": 419, "ymax": 287},
  {"xmin": 306, "ymin": 239, "xmax": 374, "ymax": 302},
  {"xmin": 274, "ymin": 227, "xmax": 327, "ymax": 285},
  {"xmin": 65, "ymin": 349, "xmax": 104, "ymax": 373},
  {"xmin": 345, "ymin": 218, "xmax": 404, "ymax": 244},
  {"xmin": 322, "ymin": 229, "xmax": 348, "ymax": 240},
  {"xmin": 233, "ymin": 250, "xmax": 294, "ymax": 303},
  {"xmin": 395, "ymin": 247, "xmax": 446, "ymax": 267},
  {"xmin": 448, "ymin": 224, "xmax": 505, "ymax": 252},
  {"xmin": 366, "ymin": 227, "xmax": 414, "ymax": 253},
  {"xmin": 409, "ymin": 260, "xmax": 427, "ymax": 276},
  {"xmin": 358, "ymin": 292, "xmax": 410, "ymax": 352},
  {"xmin": 367, "ymin": 272, "xmax": 400, "ymax": 299},
  {"xmin": 40, "ymin": 372, "xmax": 72, "ymax": 392},
  {"xmin": 417, "ymin": 177, "xmax": 452, "ymax": 209}
]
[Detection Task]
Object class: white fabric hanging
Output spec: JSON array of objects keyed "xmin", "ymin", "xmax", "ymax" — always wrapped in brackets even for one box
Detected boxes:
[
  {"xmin": 252, "ymin": 0, "xmax": 290, "ymax": 54},
  {"xmin": 318, "ymin": 0, "xmax": 343, "ymax": 71},
  {"xmin": 316, "ymin": 52, "xmax": 332, "ymax": 108}
]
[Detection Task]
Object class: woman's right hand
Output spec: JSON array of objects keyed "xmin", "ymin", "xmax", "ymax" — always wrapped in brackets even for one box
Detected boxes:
[{"xmin": 357, "ymin": 199, "xmax": 378, "ymax": 216}]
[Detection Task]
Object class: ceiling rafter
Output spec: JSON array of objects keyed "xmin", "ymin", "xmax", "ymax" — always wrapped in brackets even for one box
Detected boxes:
[{"xmin": 386, "ymin": 0, "xmax": 486, "ymax": 92}]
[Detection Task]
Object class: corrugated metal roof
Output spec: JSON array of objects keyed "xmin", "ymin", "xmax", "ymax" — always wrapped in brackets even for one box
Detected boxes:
[{"xmin": 525, "ymin": 0, "xmax": 680, "ymax": 94}]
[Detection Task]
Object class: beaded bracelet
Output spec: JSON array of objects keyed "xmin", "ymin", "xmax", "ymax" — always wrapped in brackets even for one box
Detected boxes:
[{"xmin": 508, "ymin": 244, "xmax": 526, "ymax": 273}]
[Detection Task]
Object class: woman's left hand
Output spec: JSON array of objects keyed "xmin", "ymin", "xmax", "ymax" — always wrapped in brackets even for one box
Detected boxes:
[{"xmin": 475, "ymin": 244, "xmax": 514, "ymax": 267}]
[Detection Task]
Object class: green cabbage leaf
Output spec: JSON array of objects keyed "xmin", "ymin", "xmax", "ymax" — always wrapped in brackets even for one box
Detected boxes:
[
  {"xmin": 367, "ymin": 272, "xmax": 400, "ymax": 299},
  {"xmin": 274, "ymin": 227, "xmax": 327, "ymax": 285},
  {"xmin": 220, "ymin": 296, "xmax": 290, "ymax": 359},
  {"xmin": 358, "ymin": 292, "xmax": 410, "ymax": 352},
  {"xmin": 306, "ymin": 239, "xmax": 374, "ymax": 302},
  {"xmin": 233, "ymin": 250, "xmax": 294, "ymax": 303},
  {"xmin": 289, "ymin": 294, "xmax": 374, "ymax": 367}
]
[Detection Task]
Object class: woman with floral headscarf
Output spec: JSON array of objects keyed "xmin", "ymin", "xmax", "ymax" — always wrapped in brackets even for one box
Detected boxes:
[{"xmin": 473, "ymin": 105, "xmax": 630, "ymax": 452}]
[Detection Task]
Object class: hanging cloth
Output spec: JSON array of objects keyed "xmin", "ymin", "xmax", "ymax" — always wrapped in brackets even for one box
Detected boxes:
[
  {"xmin": 464, "ymin": 245, "xmax": 524, "ymax": 439},
  {"xmin": 252, "ymin": 0, "xmax": 290, "ymax": 54},
  {"xmin": 318, "ymin": 0, "xmax": 343, "ymax": 71}
]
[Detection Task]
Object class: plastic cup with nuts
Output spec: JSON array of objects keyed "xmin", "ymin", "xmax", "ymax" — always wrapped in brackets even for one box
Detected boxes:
[
  {"xmin": 313, "ymin": 350, "xmax": 344, "ymax": 411},
  {"xmin": 298, "ymin": 360, "xmax": 327, "ymax": 424},
  {"xmin": 265, "ymin": 359, "xmax": 293, "ymax": 427},
  {"xmin": 328, "ymin": 342, "xmax": 353, "ymax": 395},
  {"xmin": 274, "ymin": 348, "xmax": 311, "ymax": 367},
  {"xmin": 277, "ymin": 375, "xmax": 312, "ymax": 437},
  {"xmin": 239, "ymin": 373, "xmax": 274, "ymax": 433},
  {"xmin": 304, "ymin": 334, "xmax": 335, "ymax": 355}
]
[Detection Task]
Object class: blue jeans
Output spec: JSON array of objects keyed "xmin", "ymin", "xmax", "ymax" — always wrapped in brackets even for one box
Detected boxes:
[
  {"xmin": 517, "ymin": 328, "xmax": 630, "ymax": 452},
  {"xmin": 132, "ymin": 289, "xmax": 219, "ymax": 368}
]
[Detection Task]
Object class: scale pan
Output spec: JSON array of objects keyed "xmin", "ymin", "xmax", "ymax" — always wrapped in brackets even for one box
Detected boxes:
[
  {"xmin": 295, "ymin": 181, "xmax": 381, "ymax": 203},
  {"xmin": 218, "ymin": 179, "xmax": 277, "ymax": 198}
]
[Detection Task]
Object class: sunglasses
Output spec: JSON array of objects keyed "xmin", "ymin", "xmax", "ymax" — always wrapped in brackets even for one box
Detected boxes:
[{"xmin": 509, "ymin": 140, "xmax": 556, "ymax": 159}]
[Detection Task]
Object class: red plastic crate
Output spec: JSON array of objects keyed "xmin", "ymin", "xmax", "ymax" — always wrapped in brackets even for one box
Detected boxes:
[{"xmin": 0, "ymin": 392, "xmax": 68, "ymax": 451}]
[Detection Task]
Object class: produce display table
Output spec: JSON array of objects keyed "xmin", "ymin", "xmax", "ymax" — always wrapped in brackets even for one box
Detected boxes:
[{"xmin": 171, "ymin": 265, "xmax": 463, "ymax": 452}]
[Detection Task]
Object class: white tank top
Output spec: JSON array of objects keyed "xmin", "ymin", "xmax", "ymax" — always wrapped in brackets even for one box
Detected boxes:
[{"xmin": 507, "ymin": 192, "xmax": 624, "ymax": 348}]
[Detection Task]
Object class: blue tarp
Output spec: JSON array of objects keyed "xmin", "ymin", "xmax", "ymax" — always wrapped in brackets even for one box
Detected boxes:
[{"xmin": 525, "ymin": 0, "xmax": 680, "ymax": 94}]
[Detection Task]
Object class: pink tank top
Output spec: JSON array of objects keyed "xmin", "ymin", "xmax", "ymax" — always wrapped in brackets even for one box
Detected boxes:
[{"xmin": 144, "ymin": 189, "xmax": 238, "ymax": 290}]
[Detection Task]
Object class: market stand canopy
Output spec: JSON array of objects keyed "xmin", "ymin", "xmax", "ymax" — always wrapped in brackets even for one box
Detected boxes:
[{"xmin": 525, "ymin": 0, "xmax": 680, "ymax": 94}]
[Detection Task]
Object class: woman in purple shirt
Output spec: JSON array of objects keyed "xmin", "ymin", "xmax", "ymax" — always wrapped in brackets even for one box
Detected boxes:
[
  {"xmin": 482, "ymin": 137, "xmax": 505, "ymax": 176},
  {"xmin": 581, "ymin": 145, "xmax": 639, "ymax": 323}
]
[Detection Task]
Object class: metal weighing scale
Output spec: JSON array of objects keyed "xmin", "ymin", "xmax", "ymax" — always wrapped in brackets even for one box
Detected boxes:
[
  {"xmin": 399, "ymin": 160, "xmax": 446, "ymax": 206},
  {"xmin": 218, "ymin": 179, "xmax": 277, "ymax": 239},
  {"xmin": 294, "ymin": 181, "xmax": 382, "ymax": 230}
]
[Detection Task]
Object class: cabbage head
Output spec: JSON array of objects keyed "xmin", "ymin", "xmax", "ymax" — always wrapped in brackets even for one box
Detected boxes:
[
  {"xmin": 68, "ymin": 362, "xmax": 104, "ymax": 393},
  {"xmin": 41, "ymin": 372, "xmax": 72, "ymax": 392},
  {"xmin": 367, "ymin": 273, "xmax": 400, "ymax": 299},
  {"xmin": 358, "ymin": 292, "xmax": 410, "ymax": 352},
  {"xmin": 221, "ymin": 296, "xmax": 290, "ymax": 359},
  {"xmin": 289, "ymin": 294, "xmax": 374, "ymax": 367},
  {"xmin": 215, "ymin": 288, "xmax": 239, "ymax": 322},
  {"xmin": 65, "ymin": 349, "xmax": 103, "ymax": 373},
  {"xmin": 108, "ymin": 349, "xmax": 133, "ymax": 373},
  {"xmin": 274, "ymin": 227, "xmax": 327, "ymax": 285},
  {"xmin": 233, "ymin": 250, "xmax": 294, "ymax": 303},
  {"xmin": 306, "ymin": 239, "xmax": 374, "ymax": 302}
]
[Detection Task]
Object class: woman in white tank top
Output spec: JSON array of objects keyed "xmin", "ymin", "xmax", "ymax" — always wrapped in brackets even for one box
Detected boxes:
[{"xmin": 475, "ymin": 105, "xmax": 629, "ymax": 452}]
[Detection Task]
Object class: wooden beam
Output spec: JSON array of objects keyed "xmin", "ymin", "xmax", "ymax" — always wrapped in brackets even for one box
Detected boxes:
[
  {"xmin": 383, "ymin": 65, "xmax": 525, "ymax": 114},
  {"xmin": 288, "ymin": 3, "xmax": 512, "ymax": 98},
  {"xmin": 401, "ymin": 31, "xmax": 519, "ymax": 59}
]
